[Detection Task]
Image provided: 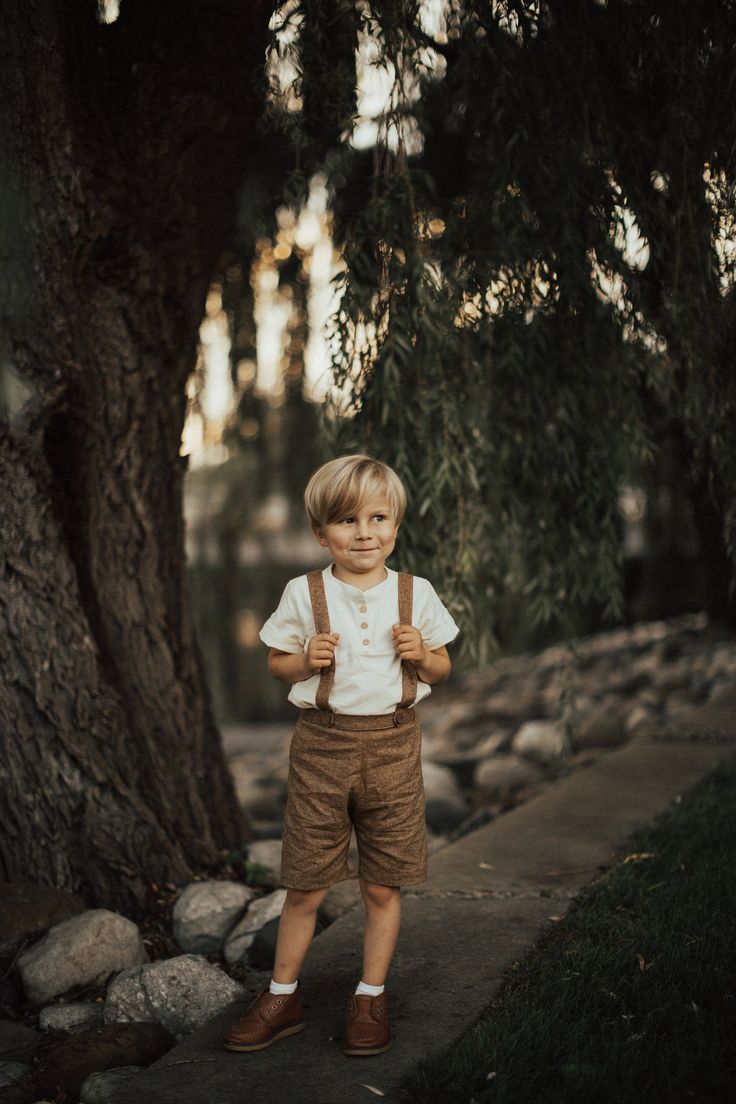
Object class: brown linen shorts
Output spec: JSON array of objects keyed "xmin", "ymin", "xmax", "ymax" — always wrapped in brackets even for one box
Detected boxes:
[{"xmin": 279, "ymin": 708, "xmax": 428, "ymax": 890}]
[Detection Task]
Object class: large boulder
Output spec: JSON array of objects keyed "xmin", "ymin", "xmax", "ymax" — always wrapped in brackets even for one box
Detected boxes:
[
  {"xmin": 228, "ymin": 757, "xmax": 287, "ymax": 821},
  {"xmin": 421, "ymin": 761, "xmax": 469, "ymax": 832},
  {"xmin": 31, "ymin": 1022, "xmax": 174, "ymax": 1103},
  {"xmin": 223, "ymin": 890, "xmax": 288, "ymax": 966},
  {"xmin": 511, "ymin": 720, "xmax": 568, "ymax": 764},
  {"xmin": 423, "ymin": 727, "xmax": 511, "ymax": 768},
  {"xmin": 38, "ymin": 1002, "xmax": 104, "ymax": 1033},
  {"xmin": 624, "ymin": 703, "xmax": 660, "ymax": 735},
  {"xmin": 0, "ymin": 883, "xmax": 86, "ymax": 957},
  {"xmin": 104, "ymin": 955, "xmax": 244, "ymax": 1040},
  {"xmin": 246, "ymin": 840, "xmax": 284, "ymax": 887},
  {"xmin": 79, "ymin": 1066, "xmax": 144, "ymax": 1104},
  {"xmin": 474, "ymin": 754, "xmax": 546, "ymax": 798},
  {"xmin": 172, "ymin": 881, "xmax": 254, "ymax": 954},
  {"xmin": 652, "ymin": 657, "xmax": 693, "ymax": 693},
  {"xmin": 17, "ymin": 910, "xmax": 148, "ymax": 1005}
]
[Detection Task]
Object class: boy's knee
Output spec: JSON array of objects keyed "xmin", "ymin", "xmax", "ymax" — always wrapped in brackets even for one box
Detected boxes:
[
  {"xmin": 360, "ymin": 880, "xmax": 400, "ymax": 908},
  {"xmin": 284, "ymin": 885, "xmax": 329, "ymax": 911}
]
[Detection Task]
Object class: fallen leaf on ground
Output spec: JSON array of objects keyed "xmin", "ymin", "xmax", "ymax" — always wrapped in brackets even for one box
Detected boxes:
[
  {"xmin": 622, "ymin": 852, "xmax": 655, "ymax": 864},
  {"xmin": 546, "ymin": 915, "xmax": 565, "ymax": 922},
  {"xmin": 478, "ymin": 862, "xmax": 494, "ymax": 869},
  {"xmin": 361, "ymin": 1085, "xmax": 385, "ymax": 1097}
]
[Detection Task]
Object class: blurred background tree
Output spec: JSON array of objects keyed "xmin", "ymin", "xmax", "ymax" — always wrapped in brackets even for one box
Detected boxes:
[{"xmin": 186, "ymin": 0, "xmax": 736, "ymax": 725}]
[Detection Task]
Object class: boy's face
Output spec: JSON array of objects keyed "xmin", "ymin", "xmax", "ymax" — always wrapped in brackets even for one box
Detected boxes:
[{"xmin": 314, "ymin": 495, "xmax": 400, "ymax": 579}]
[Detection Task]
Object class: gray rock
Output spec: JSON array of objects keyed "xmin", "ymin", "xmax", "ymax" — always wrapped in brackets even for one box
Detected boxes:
[
  {"xmin": 424, "ymin": 727, "xmax": 511, "ymax": 766},
  {"xmin": 652, "ymin": 657, "xmax": 692, "ymax": 692},
  {"xmin": 79, "ymin": 1065, "xmax": 144, "ymax": 1103},
  {"xmin": 17, "ymin": 909, "xmax": 148, "ymax": 1005},
  {"xmin": 223, "ymin": 890, "xmax": 288, "ymax": 966},
  {"xmin": 39, "ymin": 1001, "xmax": 104, "ymax": 1033},
  {"xmin": 511, "ymin": 720, "xmax": 568, "ymax": 764},
  {"xmin": 421, "ymin": 759, "xmax": 466, "ymax": 806},
  {"xmin": 707, "ymin": 677, "xmax": 736, "ymax": 705},
  {"xmin": 474, "ymin": 754, "xmax": 546, "ymax": 797},
  {"xmin": 172, "ymin": 881, "xmax": 254, "ymax": 954},
  {"xmin": 229, "ymin": 756, "xmax": 287, "ymax": 820},
  {"xmin": 479, "ymin": 690, "xmax": 527, "ymax": 725},
  {"xmin": 0, "ymin": 1062, "xmax": 31, "ymax": 1089},
  {"xmin": 32, "ymin": 1021, "xmax": 174, "ymax": 1102},
  {"xmin": 636, "ymin": 687, "xmax": 664, "ymax": 709},
  {"xmin": 421, "ymin": 760, "xmax": 470, "ymax": 832},
  {"xmin": 624, "ymin": 704, "xmax": 659, "ymax": 735},
  {"xmin": 246, "ymin": 840, "xmax": 284, "ymax": 885},
  {"xmin": 104, "ymin": 955, "xmax": 244, "ymax": 1040}
]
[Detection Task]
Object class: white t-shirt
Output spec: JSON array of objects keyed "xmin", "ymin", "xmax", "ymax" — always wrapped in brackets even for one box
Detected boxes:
[{"xmin": 259, "ymin": 563, "xmax": 461, "ymax": 715}]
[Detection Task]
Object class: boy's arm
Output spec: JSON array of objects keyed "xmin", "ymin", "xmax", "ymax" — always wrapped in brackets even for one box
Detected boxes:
[
  {"xmin": 414, "ymin": 644, "xmax": 451, "ymax": 685},
  {"xmin": 267, "ymin": 632, "xmax": 340, "ymax": 684},
  {"xmin": 392, "ymin": 624, "xmax": 452, "ymax": 685}
]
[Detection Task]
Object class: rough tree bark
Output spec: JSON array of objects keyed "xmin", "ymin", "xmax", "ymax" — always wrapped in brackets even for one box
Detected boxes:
[{"xmin": 0, "ymin": 0, "xmax": 272, "ymax": 912}]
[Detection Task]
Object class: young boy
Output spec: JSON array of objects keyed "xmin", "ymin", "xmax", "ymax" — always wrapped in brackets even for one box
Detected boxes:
[{"xmin": 223, "ymin": 454, "xmax": 459, "ymax": 1057}]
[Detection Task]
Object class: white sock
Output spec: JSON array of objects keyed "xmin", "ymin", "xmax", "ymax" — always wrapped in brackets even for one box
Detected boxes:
[
  {"xmin": 269, "ymin": 979, "xmax": 298, "ymax": 995},
  {"xmin": 355, "ymin": 980, "xmax": 384, "ymax": 996}
]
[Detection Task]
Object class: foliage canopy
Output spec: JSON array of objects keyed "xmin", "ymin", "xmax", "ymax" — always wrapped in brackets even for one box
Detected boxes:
[{"xmin": 265, "ymin": 0, "xmax": 736, "ymax": 662}]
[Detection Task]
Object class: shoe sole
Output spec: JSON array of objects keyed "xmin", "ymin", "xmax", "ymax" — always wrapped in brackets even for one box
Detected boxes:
[
  {"xmin": 223, "ymin": 1021, "xmax": 306, "ymax": 1052},
  {"xmin": 342, "ymin": 1040, "xmax": 392, "ymax": 1056}
]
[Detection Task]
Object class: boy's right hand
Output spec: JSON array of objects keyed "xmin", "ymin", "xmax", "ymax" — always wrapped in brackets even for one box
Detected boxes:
[{"xmin": 306, "ymin": 632, "xmax": 340, "ymax": 674}]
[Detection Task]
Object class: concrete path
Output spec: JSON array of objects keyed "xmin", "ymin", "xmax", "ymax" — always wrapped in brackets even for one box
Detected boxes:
[{"xmin": 109, "ymin": 705, "xmax": 736, "ymax": 1104}]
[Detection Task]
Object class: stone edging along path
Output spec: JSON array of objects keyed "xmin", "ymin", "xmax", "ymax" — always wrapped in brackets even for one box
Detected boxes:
[{"xmin": 107, "ymin": 699, "xmax": 736, "ymax": 1104}]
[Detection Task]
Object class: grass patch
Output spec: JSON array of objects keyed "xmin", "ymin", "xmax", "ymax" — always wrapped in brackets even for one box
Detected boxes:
[{"xmin": 403, "ymin": 755, "xmax": 736, "ymax": 1104}]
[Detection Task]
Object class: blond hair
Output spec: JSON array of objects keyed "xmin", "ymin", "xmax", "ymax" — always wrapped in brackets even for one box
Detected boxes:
[{"xmin": 304, "ymin": 454, "xmax": 407, "ymax": 530}]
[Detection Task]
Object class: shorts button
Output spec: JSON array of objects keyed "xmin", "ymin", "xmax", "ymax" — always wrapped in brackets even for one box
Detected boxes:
[
  {"xmin": 360, "ymin": 621, "xmax": 368, "ymax": 629},
  {"xmin": 363, "ymin": 638, "xmax": 370, "ymax": 646}
]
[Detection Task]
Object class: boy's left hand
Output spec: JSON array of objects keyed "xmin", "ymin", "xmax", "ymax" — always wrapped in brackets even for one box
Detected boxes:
[{"xmin": 391, "ymin": 624, "xmax": 428, "ymax": 666}]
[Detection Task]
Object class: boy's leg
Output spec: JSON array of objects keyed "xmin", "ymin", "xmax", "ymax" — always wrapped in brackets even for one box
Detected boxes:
[
  {"xmin": 222, "ymin": 884, "xmax": 331, "ymax": 1052},
  {"xmin": 358, "ymin": 879, "xmax": 401, "ymax": 986},
  {"xmin": 341, "ymin": 879, "xmax": 399, "ymax": 1057},
  {"xmin": 272, "ymin": 885, "xmax": 331, "ymax": 983}
]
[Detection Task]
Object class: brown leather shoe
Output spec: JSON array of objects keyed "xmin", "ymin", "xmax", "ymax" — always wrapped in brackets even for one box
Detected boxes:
[
  {"xmin": 223, "ymin": 982, "xmax": 305, "ymax": 1052},
  {"xmin": 342, "ymin": 990, "xmax": 391, "ymax": 1056}
]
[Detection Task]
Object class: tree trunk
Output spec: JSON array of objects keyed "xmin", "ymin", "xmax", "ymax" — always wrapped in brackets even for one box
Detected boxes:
[{"xmin": 0, "ymin": 0, "xmax": 272, "ymax": 912}]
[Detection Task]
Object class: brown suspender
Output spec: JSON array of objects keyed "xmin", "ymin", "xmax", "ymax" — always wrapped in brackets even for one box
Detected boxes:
[
  {"xmin": 396, "ymin": 572, "xmax": 418, "ymax": 713},
  {"xmin": 305, "ymin": 569, "xmax": 418, "ymax": 726},
  {"xmin": 306, "ymin": 570, "xmax": 335, "ymax": 713}
]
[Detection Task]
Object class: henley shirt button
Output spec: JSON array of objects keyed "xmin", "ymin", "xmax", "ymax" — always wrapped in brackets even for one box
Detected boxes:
[
  {"xmin": 360, "ymin": 621, "xmax": 368, "ymax": 629},
  {"xmin": 362, "ymin": 638, "xmax": 370, "ymax": 646},
  {"xmin": 359, "ymin": 604, "xmax": 367, "ymax": 613}
]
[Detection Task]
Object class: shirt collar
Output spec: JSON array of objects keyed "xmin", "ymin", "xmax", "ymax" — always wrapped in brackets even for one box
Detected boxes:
[{"xmin": 323, "ymin": 562, "xmax": 396, "ymax": 596}]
